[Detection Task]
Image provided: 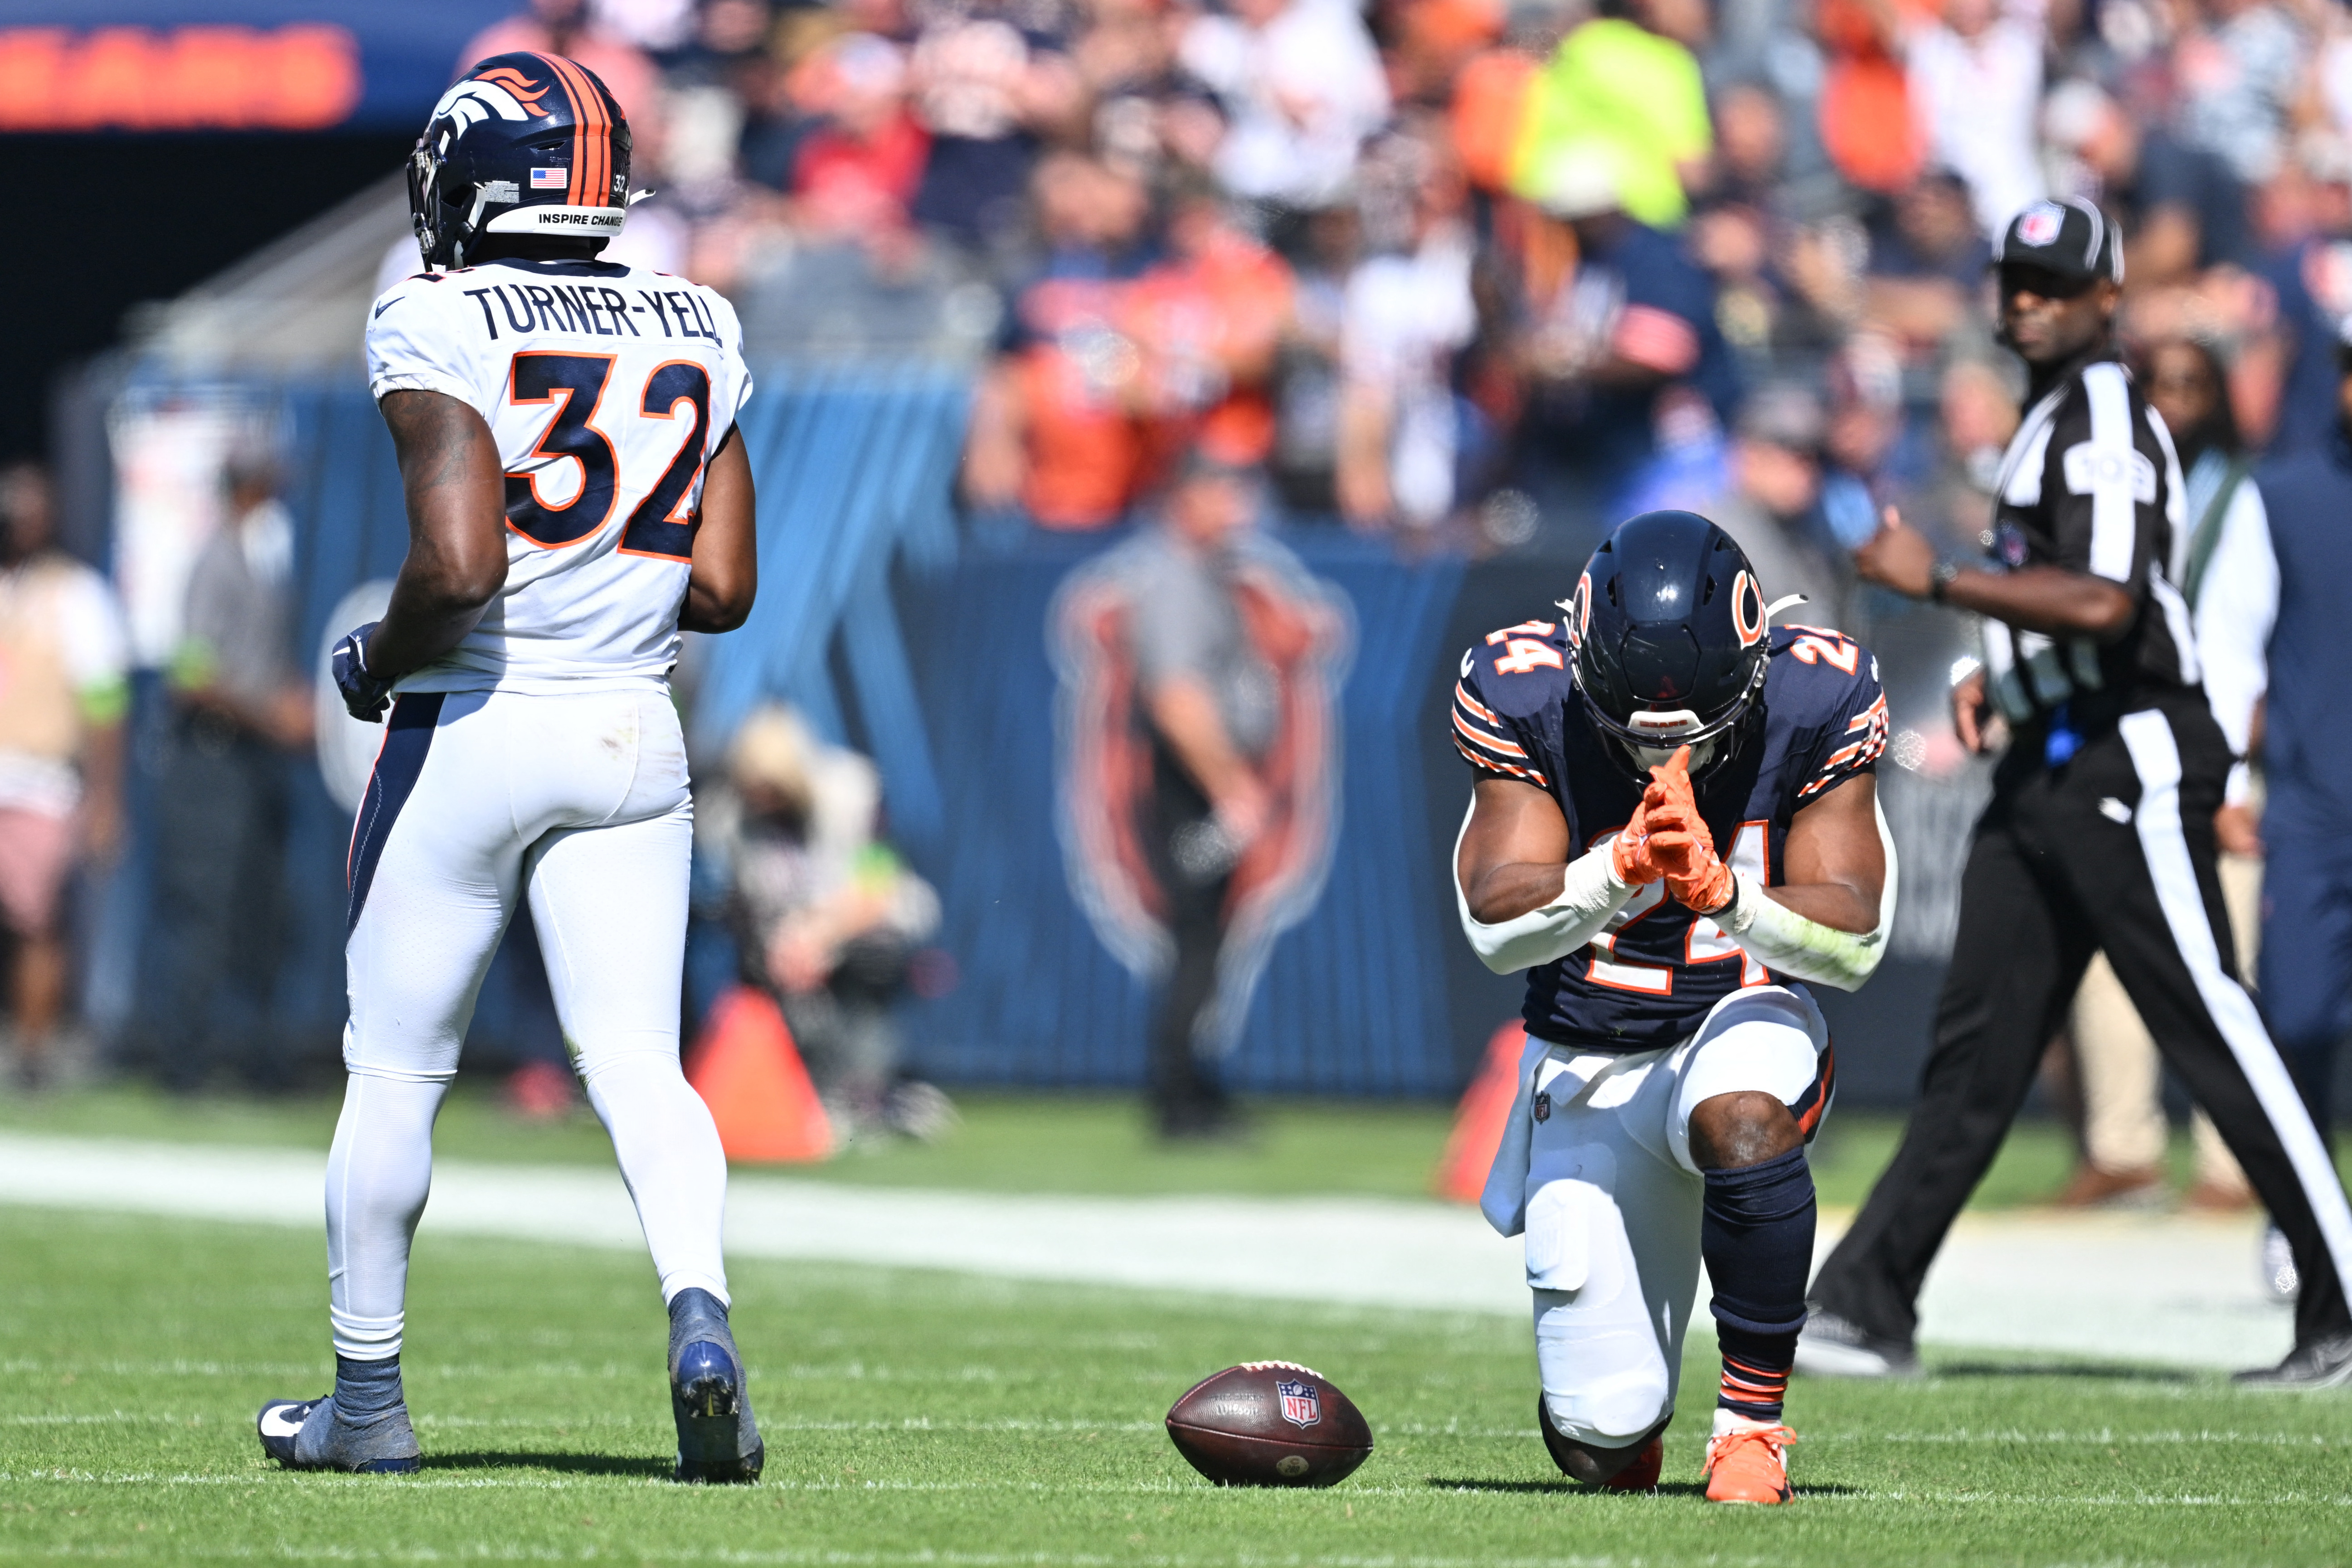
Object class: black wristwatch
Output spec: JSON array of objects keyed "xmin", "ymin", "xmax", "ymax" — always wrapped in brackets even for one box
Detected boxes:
[{"xmin": 1927, "ymin": 560, "xmax": 1962, "ymax": 602}]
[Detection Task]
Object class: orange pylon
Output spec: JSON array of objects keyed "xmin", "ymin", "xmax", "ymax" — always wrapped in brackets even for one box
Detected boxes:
[
  {"xmin": 1433, "ymin": 1020, "xmax": 1527, "ymax": 1202},
  {"xmin": 686, "ymin": 986, "xmax": 835, "ymax": 1163}
]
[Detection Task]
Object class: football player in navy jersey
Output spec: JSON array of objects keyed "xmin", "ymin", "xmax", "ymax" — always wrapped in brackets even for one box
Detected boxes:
[{"xmin": 1452, "ymin": 510, "xmax": 1894, "ymax": 1505}]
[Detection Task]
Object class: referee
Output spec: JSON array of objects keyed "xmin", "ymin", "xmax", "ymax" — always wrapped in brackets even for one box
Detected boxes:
[{"xmin": 1802, "ymin": 198, "xmax": 2352, "ymax": 1387}]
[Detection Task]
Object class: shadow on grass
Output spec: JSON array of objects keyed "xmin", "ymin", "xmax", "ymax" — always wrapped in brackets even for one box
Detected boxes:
[
  {"xmin": 1930, "ymin": 1360, "xmax": 2198, "ymax": 1384},
  {"xmin": 1426, "ymin": 1478, "xmax": 1864, "ymax": 1498},
  {"xmin": 428, "ymin": 1451, "xmax": 674, "ymax": 1479}
]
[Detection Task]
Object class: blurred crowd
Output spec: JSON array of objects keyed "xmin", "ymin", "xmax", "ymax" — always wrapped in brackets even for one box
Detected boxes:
[
  {"xmin": 476, "ymin": 0, "xmax": 2352, "ymax": 567},
  {"xmin": 470, "ymin": 0, "xmax": 2352, "ymax": 1166},
  {"xmin": 22, "ymin": 0, "xmax": 2352, "ymax": 1138}
]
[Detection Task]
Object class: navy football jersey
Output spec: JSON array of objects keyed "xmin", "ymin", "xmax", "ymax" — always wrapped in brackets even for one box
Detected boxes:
[{"xmin": 1452, "ymin": 620, "xmax": 1888, "ymax": 1052}]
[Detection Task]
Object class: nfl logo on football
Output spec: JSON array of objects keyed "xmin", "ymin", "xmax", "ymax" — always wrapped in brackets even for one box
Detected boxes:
[{"xmin": 1277, "ymin": 1380, "xmax": 1321, "ymax": 1429}]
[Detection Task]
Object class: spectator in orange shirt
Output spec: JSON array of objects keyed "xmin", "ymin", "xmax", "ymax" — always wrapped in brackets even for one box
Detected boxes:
[
  {"xmin": 962, "ymin": 153, "xmax": 1155, "ymax": 530},
  {"xmin": 1813, "ymin": 0, "xmax": 1925, "ymax": 197},
  {"xmin": 790, "ymin": 35, "xmax": 930, "ymax": 237},
  {"xmin": 1125, "ymin": 187, "xmax": 1297, "ymax": 477}
]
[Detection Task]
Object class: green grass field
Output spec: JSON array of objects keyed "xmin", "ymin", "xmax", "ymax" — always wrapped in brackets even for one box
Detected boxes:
[
  {"xmin": 5, "ymin": 1091, "xmax": 2349, "ymax": 1564},
  {"xmin": 2, "ymin": 1204, "xmax": 2349, "ymax": 1565}
]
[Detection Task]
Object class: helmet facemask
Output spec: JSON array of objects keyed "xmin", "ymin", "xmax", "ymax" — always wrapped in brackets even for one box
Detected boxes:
[
  {"xmin": 1561, "ymin": 522, "xmax": 1774, "ymax": 787},
  {"xmin": 1572, "ymin": 657, "xmax": 1767, "ymax": 785},
  {"xmin": 407, "ymin": 136, "xmax": 452, "ymax": 270}
]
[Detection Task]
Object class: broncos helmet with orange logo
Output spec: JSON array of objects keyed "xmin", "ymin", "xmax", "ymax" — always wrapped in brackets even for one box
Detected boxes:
[
  {"xmin": 1562, "ymin": 510, "xmax": 1773, "ymax": 782},
  {"xmin": 408, "ymin": 52, "xmax": 633, "ymax": 270}
]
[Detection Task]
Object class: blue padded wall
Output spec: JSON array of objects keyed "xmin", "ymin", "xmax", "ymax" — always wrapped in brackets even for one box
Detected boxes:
[
  {"xmin": 889, "ymin": 533, "xmax": 1466, "ymax": 1096},
  {"xmin": 97, "ymin": 364, "xmax": 1478, "ymax": 1095}
]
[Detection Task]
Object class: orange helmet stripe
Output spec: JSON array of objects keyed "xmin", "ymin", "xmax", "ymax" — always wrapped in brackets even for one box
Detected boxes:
[
  {"xmin": 541, "ymin": 53, "xmax": 611, "ymax": 208},
  {"xmin": 536, "ymin": 52, "xmax": 587, "ymax": 205},
  {"xmin": 571, "ymin": 58, "xmax": 609, "ymax": 206}
]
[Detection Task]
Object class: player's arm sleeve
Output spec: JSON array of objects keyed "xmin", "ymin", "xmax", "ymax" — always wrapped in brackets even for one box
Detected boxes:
[
  {"xmin": 1453, "ymin": 804, "xmax": 1638, "ymax": 974},
  {"xmin": 366, "ymin": 282, "xmax": 488, "ymax": 411},
  {"xmin": 1450, "ymin": 659, "xmax": 1628, "ymax": 973},
  {"xmin": 2192, "ymin": 479, "xmax": 2277, "ymax": 801},
  {"xmin": 2049, "ymin": 368, "xmax": 2158, "ymax": 590},
  {"xmin": 1741, "ymin": 654, "xmax": 1895, "ymax": 990},
  {"xmin": 1716, "ymin": 822, "xmax": 1895, "ymax": 992},
  {"xmin": 1450, "ymin": 659, "xmax": 1552, "ymax": 790},
  {"xmin": 1448, "ymin": 649, "xmax": 1637, "ymax": 968}
]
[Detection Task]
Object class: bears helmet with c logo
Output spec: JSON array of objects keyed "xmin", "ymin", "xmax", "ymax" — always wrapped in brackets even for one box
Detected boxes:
[
  {"xmin": 1562, "ymin": 510, "xmax": 1772, "ymax": 782},
  {"xmin": 408, "ymin": 51, "xmax": 633, "ymax": 271}
]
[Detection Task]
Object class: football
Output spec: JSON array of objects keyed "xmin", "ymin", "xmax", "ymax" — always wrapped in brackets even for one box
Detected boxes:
[{"xmin": 1164, "ymin": 1362, "xmax": 1374, "ymax": 1486}]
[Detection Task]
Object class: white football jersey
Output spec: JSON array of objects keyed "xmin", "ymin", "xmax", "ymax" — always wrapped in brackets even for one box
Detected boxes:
[{"xmin": 364, "ymin": 257, "xmax": 753, "ymax": 696}]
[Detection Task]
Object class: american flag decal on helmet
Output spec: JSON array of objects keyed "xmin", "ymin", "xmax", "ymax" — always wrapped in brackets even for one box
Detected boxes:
[{"xmin": 1277, "ymin": 1379, "xmax": 1321, "ymax": 1429}]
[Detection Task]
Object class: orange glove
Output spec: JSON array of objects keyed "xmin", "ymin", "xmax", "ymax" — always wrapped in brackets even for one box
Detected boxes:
[
  {"xmin": 1644, "ymin": 746, "xmax": 1735, "ymax": 914},
  {"xmin": 1610, "ymin": 795, "xmax": 1666, "ymax": 884},
  {"xmin": 1642, "ymin": 746, "xmax": 1705, "ymax": 838},
  {"xmin": 1663, "ymin": 843, "xmax": 1735, "ymax": 914}
]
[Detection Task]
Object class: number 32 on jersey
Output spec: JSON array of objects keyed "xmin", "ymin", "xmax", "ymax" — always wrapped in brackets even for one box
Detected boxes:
[
  {"xmin": 505, "ymin": 351, "xmax": 712, "ymax": 563},
  {"xmin": 1584, "ymin": 822, "xmax": 1771, "ymax": 994}
]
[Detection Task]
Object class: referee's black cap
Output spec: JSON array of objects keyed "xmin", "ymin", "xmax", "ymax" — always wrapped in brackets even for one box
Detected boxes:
[{"xmin": 1992, "ymin": 197, "xmax": 2124, "ymax": 291}]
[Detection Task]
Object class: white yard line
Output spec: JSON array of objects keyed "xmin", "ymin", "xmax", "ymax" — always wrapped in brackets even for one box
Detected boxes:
[{"xmin": 0, "ymin": 1132, "xmax": 2295, "ymax": 1371}]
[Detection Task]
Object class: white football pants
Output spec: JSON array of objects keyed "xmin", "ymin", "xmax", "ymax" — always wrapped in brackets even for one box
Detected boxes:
[
  {"xmin": 1519, "ymin": 986, "xmax": 1831, "ymax": 1446},
  {"xmin": 326, "ymin": 687, "xmax": 729, "ymax": 1361}
]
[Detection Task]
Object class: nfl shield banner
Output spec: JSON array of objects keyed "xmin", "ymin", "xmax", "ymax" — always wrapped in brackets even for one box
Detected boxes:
[{"xmin": 1276, "ymin": 1380, "xmax": 1321, "ymax": 1429}]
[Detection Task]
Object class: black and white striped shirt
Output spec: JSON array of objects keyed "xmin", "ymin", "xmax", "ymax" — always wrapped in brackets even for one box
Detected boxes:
[{"xmin": 1981, "ymin": 350, "xmax": 2201, "ymax": 727}]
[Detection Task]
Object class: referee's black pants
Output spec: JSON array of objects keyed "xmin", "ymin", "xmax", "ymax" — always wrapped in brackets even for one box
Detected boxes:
[
  {"xmin": 1812, "ymin": 694, "xmax": 2352, "ymax": 1351},
  {"xmin": 1141, "ymin": 739, "xmax": 1234, "ymax": 1133}
]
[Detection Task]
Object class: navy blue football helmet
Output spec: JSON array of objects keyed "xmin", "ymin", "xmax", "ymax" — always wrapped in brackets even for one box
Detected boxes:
[
  {"xmin": 1563, "ymin": 510, "xmax": 1772, "ymax": 781},
  {"xmin": 408, "ymin": 52, "xmax": 633, "ymax": 270}
]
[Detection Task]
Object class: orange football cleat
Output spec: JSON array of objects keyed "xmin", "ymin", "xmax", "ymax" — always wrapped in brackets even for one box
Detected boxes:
[{"xmin": 1703, "ymin": 1416, "xmax": 1794, "ymax": 1504}]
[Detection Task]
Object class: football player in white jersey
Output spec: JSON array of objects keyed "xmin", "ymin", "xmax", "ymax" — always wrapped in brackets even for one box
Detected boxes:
[{"xmin": 257, "ymin": 53, "xmax": 763, "ymax": 1482}]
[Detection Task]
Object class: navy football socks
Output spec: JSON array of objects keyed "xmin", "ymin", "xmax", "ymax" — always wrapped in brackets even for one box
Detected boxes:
[
  {"xmin": 1700, "ymin": 1144, "xmax": 1816, "ymax": 1423},
  {"xmin": 333, "ymin": 1353, "xmax": 406, "ymax": 1426}
]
